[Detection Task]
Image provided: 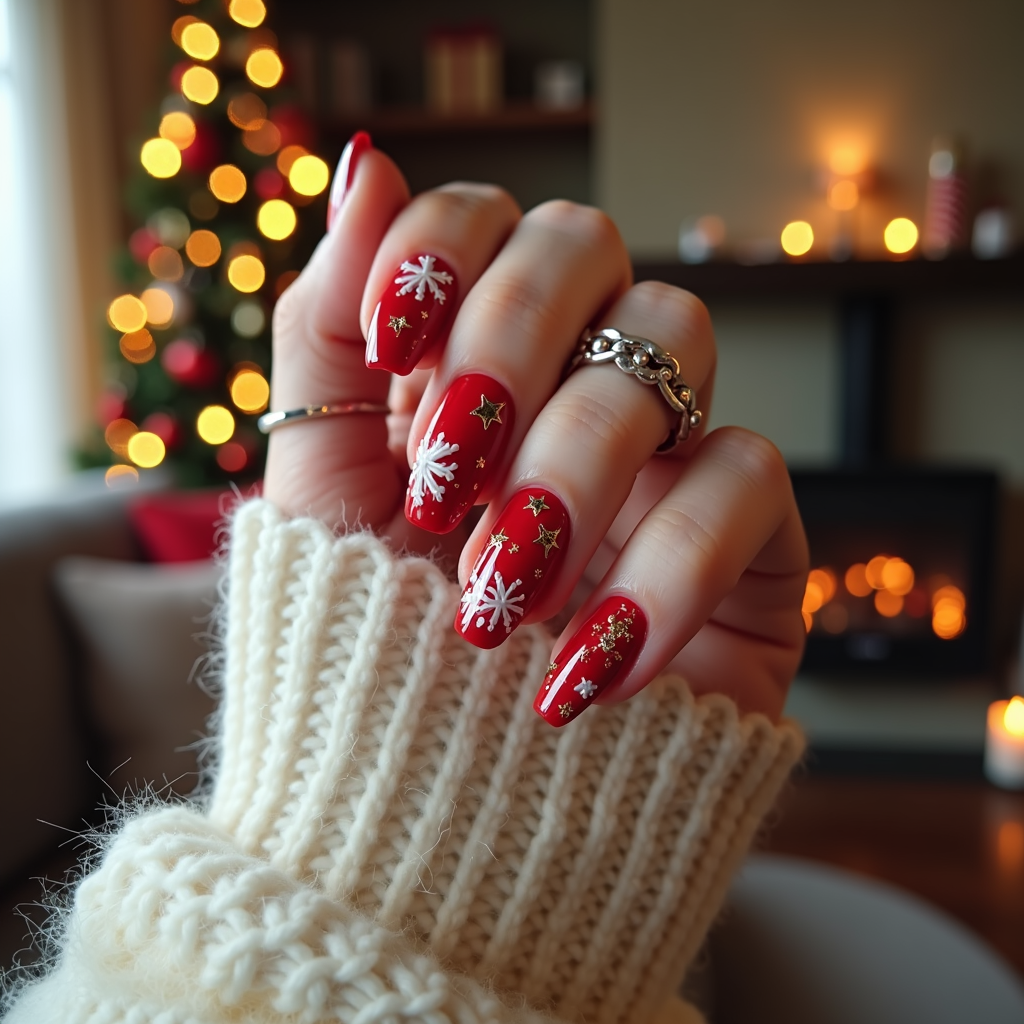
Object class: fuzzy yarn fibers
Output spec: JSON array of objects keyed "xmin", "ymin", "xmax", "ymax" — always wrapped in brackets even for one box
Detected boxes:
[{"xmin": 3, "ymin": 500, "xmax": 803, "ymax": 1024}]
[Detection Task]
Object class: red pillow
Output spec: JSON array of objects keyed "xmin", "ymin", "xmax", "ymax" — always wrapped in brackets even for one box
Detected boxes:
[{"xmin": 128, "ymin": 489, "xmax": 238, "ymax": 563}]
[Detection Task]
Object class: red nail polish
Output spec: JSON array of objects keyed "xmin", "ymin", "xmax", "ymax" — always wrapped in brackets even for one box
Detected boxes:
[
  {"xmin": 406, "ymin": 374, "xmax": 514, "ymax": 534},
  {"xmin": 455, "ymin": 488, "xmax": 571, "ymax": 649},
  {"xmin": 366, "ymin": 254, "xmax": 457, "ymax": 375},
  {"xmin": 327, "ymin": 130, "xmax": 372, "ymax": 231},
  {"xmin": 534, "ymin": 597, "xmax": 647, "ymax": 727}
]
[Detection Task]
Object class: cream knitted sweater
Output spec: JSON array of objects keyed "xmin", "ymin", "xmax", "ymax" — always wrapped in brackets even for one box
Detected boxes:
[{"xmin": 4, "ymin": 500, "xmax": 803, "ymax": 1023}]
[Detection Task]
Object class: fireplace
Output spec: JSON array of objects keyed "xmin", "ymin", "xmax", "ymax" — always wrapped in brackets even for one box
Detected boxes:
[{"xmin": 791, "ymin": 468, "xmax": 998, "ymax": 676}]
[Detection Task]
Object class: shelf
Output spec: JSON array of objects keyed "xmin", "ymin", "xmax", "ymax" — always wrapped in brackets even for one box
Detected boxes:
[
  {"xmin": 326, "ymin": 101, "xmax": 593, "ymax": 139},
  {"xmin": 632, "ymin": 252, "xmax": 1024, "ymax": 300}
]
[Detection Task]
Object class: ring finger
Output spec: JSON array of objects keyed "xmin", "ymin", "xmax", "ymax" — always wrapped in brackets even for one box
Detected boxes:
[{"xmin": 454, "ymin": 278, "xmax": 716, "ymax": 649}]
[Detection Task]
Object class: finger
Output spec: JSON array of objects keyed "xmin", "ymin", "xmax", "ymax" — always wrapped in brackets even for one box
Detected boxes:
[
  {"xmin": 359, "ymin": 183, "xmax": 522, "ymax": 376},
  {"xmin": 454, "ymin": 281, "xmax": 715, "ymax": 650},
  {"xmin": 407, "ymin": 201, "xmax": 632, "ymax": 536},
  {"xmin": 533, "ymin": 428, "xmax": 808, "ymax": 726},
  {"xmin": 264, "ymin": 140, "xmax": 409, "ymax": 525}
]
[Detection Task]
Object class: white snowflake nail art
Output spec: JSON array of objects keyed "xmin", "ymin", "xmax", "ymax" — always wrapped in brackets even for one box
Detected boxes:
[
  {"xmin": 464, "ymin": 570, "xmax": 525, "ymax": 633},
  {"xmin": 409, "ymin": 401, "xmax": 460, "ymax": 510},
  {"xmin": 574, "ymin": 678, "xmax": 597, "ymax": 700},
  {"xmin": 395, "ymin": 255, "xmax": 454, "ymax": 303}
]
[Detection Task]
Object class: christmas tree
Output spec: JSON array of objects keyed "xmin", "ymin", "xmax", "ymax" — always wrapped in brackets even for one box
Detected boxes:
[{"xmin": 85, "ymin": 0, "xmax": 329, "ymax": 488}]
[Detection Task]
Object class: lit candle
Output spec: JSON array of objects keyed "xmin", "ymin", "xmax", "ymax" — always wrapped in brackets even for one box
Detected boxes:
[{"xmin": 985, "ymin": 697, "xmax": 1024, "ymax": 790}]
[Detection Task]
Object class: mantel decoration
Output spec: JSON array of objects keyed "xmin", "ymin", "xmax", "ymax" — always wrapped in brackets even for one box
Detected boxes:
[{"xmin": 83, "ymin": 0, "xmax": 328, "ymax": 488}]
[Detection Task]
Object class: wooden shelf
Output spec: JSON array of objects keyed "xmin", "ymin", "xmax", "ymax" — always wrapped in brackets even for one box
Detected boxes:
[
  {"xmin": 632, "ymin": 252, "xmax": 1024, "ymax": 300},
  {"xmin": 326, "ymin": 101, "xmax": 593, "ymax": 139}
]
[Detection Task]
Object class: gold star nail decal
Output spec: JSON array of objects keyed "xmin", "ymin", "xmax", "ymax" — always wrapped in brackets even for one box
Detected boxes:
[
  {"xmin": 476, "ymin": 457, "xmax": 486, "ymax": 469},
  {"xmin": 534, "ymin": 524, "xmax": 561, "ymax": 558},
  {"xmin": 510, "ymin": 543, "xmax": 520, "ymax": 552},
  {"xmin": 547, "ymin": 661, "xmax": 558, "ymax": 674},
  {"xmin": 488, "ymin": 528, "xmax": 509, "ymax": 548},
  {"xmin": 420, "ymin": 310, "xmax": 429, "ymax": 319},
  {"xmin": 559, "ymin": 702, "xmax": 573, "ymax": 719},
  {"xmin": 389, "ymin": 314, "xmax": 412, "ymax": 336},
  {"xmin": 534, "ymin": 568, "xmax": 543, "ymax": 577},
  {"xmin": 470, "ymin": 394, "xmax": 505, "ymax": 430},
  {"xmin": 524, "ymin": 494, "xmax": 550, "ymax": 516}
]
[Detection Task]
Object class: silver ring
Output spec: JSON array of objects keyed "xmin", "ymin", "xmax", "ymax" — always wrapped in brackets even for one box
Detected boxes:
[
  {"xmin": 568, "ymin": 329, "xmax": 703, "ymax": 452},
  {"xmin": 257, "ymin": 402, "xmax": 390, "ymax": 434}
]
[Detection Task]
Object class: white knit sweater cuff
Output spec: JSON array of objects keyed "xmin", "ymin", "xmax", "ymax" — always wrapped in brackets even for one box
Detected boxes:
[{"xmin": 203, "ymin": 500, "xmax": 804, "ymax": 1024}]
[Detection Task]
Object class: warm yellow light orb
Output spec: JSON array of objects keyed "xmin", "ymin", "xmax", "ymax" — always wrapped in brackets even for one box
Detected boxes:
[
  {"xmin": 127, "ymin": 431, "xmax": 166, "ymax": 469},
  {"xmin": 148, "ymin": 246, "xmax": 184, "ymax": 282},
  {"xmin": 828, "ymin": 179, "xmax": 859, "ymax": 211},
  {"xmin": 229, "ymin": 0, "xmax": 266, "ymax": 28},
  {"xmin": 105, "ymin": 464, "xmax": 139, "ymax": 488},
  {"xmin": 197, "ymin": 405, "xmax": 235, "ymax": 445},
  {"xmin": 208, "ymin": 164, "xmax": 247, "ymax": 203},
  {"xmin": 277, "ymin": 144, "xmax": 307, "ymax": 176},
  {"xmin": 227, "ymin": 254, "xmax": 266, "ymax": 293},
  {"xmin": 141, "ymin": 287, "xmax": 174, "ymax": 327},
  {"xmin": 230, "ymin": 369, "xmax": 270, "ymax": 412},
  {"xmin": 180, "ymin": 21, "xmax": 219, "ymax": 60},
  {"xmin": 119, "ymin": 329, "xmax": 156, "ymax": 364},
  {"xmin": 288, "ymin": 154, "xmax": 329, "ymax": 197},
  {"xmin": 104, "ymin": 418, "xmax": 138, "ymax": 455},
  {"xmin": 227, "ymin": 92, "xmax": 267, "ymax": 130},
  {"xmin": 107, "ymin": 294, "xmax": 148, "ymax": 333},
  {"xmin": 257, "ymin": 199, "xmax": 297, "ymax": 240},
  {"xmin": 181, "ymin": 66, "xmax": 219, "ymax": 105},
  {"xmin": 159, "ymin": 111, "xmax": 197, "ymax": 150},
  {"xmin": 171, "ymin": 15, "xmax": 199, "ymax": 46},
  {"xmin": 881, "ymin": 557, "xmax": 915, "ymax": 596},
  {"xmin": 781, "ymin": 220, "xmax": 814, "ymax": 256},
  {"xmin": 246, "ymin": 47, "xmax": 284, "ymax": 88},
  {"xmin": 1005, "ymin": 696, "xmax": 1024, "ymax": 737},
  {"xmin": 185, "ymin": 228, "xmax": 222, "ymax": 267},
  {"xmin": 242, "ymin": 121, "xmax": 281, "ymax": 156},
  {"xmin": 140, "ymin": 137, "xmax": 181, "ymax": 179},
  {"xmin": 884, "ymin": 217, "xmax": 919, "ymax": 254}
]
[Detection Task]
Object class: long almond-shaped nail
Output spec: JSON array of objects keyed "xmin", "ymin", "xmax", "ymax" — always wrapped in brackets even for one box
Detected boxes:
[
  {"xmin": 534, "ymin": 596, "xmax": 647, "ymax": 727},
  {"xmin": 455, "ymin": 488, "xmax": 570, "ymax": 649},
  {"xmin": 365, "ymin": 254, "xmax": 456, "ymax": 375},
  {"xmin": 406, "ymin": 374, "xmax": 514, "ymax": 534},
  {"xmin": 327, "ymin": 130, "xmax": 372, "ymax": 231}
]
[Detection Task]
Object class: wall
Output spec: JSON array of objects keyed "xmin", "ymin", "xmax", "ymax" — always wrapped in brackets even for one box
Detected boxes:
[{"xmin": 596, "ymin": 0, "xmax": 1024, "ymax": 486}]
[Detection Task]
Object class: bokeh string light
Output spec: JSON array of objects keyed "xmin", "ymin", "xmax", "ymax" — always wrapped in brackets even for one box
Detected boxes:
[{"xmin": 99, "ymin": 0, "xmax": 331, "ymax": 484}]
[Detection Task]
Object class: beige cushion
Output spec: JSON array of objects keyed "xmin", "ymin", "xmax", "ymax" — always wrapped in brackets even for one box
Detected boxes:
[{"xmin": 53, "ymin": 558, "xmax": 220, "ymax": 797}]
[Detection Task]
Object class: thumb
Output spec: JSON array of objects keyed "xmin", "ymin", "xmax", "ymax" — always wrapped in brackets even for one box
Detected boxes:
[{"xmin": 264, "ymin": 139, "xmax": 411, "ymax": 527}]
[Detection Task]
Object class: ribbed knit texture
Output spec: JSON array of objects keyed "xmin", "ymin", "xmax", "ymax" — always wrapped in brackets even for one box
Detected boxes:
[{"xmin": 4, "ymin": 500, "xmax": 803, "ymax": 1024}]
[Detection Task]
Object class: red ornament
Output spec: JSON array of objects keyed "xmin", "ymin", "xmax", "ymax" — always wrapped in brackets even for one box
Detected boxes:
[
  {"xmin": 97, "ymin": 390, "xmax": 128, "ymax": 427},
  {"xmin": 254, "ymin": 167, "xmax": 285, "ymax": 200},
  {"xmin": 180, "ymin": 119, "xmax": 221, "ymax": 174},
  {"xmin": 216, "ymin": 441, "xmax": 248, "ymax": 473},
  {"xmin": 161, "ymin": 338, "xmax": 220, "ymax": 388},
  {"xmin": 269, "ymin": 104, "xmax": 314, "ymax": 149},
  {"xmin": 129, "ymin": 227, "xmax": 160, "ymax": 264},
  {"xmin": 141, "ymin": 411, "xmax": 183, "ymax": 450}
]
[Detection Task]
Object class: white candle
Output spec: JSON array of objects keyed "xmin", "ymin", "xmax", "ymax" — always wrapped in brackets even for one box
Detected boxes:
[{"xmin": 985, "ymin": 697, "xmax": 1024, "ymax": 790}]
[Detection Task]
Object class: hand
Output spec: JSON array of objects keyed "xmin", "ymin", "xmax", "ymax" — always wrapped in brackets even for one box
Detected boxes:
[{"xmin": 264, "ymin": 137, "xmax": 808, "ymax": 723}]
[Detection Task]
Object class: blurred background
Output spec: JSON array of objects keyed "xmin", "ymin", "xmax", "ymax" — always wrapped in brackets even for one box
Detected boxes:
[{"xmin": 1, "ymin": 0, "xmax": 1023, "ymax": 1011}]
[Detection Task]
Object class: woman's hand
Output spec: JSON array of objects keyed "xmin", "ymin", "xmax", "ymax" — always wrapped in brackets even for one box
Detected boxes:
[{"xmin": 264, "ymin": 137, "xmax": 808, "ymax": 723}]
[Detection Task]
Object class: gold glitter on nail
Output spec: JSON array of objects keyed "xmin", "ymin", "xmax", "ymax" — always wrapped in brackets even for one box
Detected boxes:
[
  {"xmin": 534, "ymin": 524, "xmax": 560, "ymax": 558},
  {"xmin": 524, "ymin": 494, "xmax": 549, "ymax": 516},
  {"xmin": 388, "ymin": 314, "xmax": 412, "ymax": 335}
]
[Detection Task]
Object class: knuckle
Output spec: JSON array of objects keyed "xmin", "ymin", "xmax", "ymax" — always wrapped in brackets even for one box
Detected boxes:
[
  {"xmin": 472, "ymin": 276, "xmax": 559, "ymax": 345},
  {"xmin": 642, "ymin": 504, "xmax": 721, "ymax": 572},
  {"xmin": 528, "ymin": 200, "xmax": 625, "ymax": 253},
  {"xmin": 710, "ymin": 427, "xmax": 788, "ymax": 490},
  {"xmin": 543, "ymin": 398, "xmax": 636, "ymax": 461},
  {"xmin": 434, "ymin": 181, "xmax": 521, "ymax": 219},
  {"xmin": 271, "ymin": 277, "xmax": 307, "ymax": 354}
]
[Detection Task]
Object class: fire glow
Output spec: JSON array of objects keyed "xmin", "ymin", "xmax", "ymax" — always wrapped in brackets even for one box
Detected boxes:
[{"xmin": 802, "ymin": 554, "xmax": 967, "ymax": 640}]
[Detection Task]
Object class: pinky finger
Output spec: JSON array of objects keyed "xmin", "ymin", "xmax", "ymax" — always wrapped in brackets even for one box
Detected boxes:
[{"xmin": 533, "ymin": 427, "xmax": 808, "ymax": 727}]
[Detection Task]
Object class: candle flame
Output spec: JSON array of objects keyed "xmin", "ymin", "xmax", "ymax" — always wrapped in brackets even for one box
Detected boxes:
[{"xmin": 1005, "ymin": 696, "xmax": 1024, "ymax": 737}]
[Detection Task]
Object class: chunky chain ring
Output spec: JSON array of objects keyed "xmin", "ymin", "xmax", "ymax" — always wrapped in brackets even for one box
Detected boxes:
[{"xmin": 568, "ymin": 328, "xmax": 703, "ymax": 452}]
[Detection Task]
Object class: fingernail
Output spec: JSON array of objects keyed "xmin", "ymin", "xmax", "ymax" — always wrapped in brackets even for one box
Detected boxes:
[
  {"xmin": 534, "ymin": 597, "xmax": 647, "ymax": 727},
  {"xmin": 406, "ymin": 374, "xmax": 514, "ymax": 534},
  {"xmin": 327, "ymin": 130, "xmax": 372, "ymax": 231},
  {"xmin": 455, "ymin": 488, "xmax": 570, "ymax": 649},
  {"xmin": 365, "ymin": 254, "xmax": 456, "ymax": 375}
]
